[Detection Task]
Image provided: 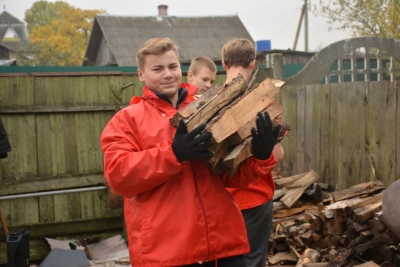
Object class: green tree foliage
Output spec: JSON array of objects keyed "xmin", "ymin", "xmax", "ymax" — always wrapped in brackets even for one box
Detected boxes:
[
  {"xmin": 312, "ymin": 0, "xmax": 400, "ymax": 39},
  {"xmin": 20, "ymin": 1, "xmax": 106, "ymax": 66},
  {"xmin": 24, "ymin": 1, "xmax": 72, "ymax": 34}
]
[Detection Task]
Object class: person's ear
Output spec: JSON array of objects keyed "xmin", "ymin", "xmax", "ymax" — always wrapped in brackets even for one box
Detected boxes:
[
  {"xmin": 222, "ymin": 61, "xmax": 228, "ymax": 70},
  {"xmin": 249, "ymin": 60, "xmax": 256, "ymax": 70},
  {"xmin": 138, "ymin": 69, "xmax": 145, "ymax": 82},
  {"xmin": 187, "ymin": 71, "xmax": 193, "ymax": 83}
]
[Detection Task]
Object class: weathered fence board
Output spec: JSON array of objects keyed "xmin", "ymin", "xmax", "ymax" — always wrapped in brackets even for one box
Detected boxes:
[
  {"xmin": 319, "ymin": 85, "xmax": 330, "ymax": 183},
  {"xmin": 296, "ymin": 85, "xmax": 306, "ymax": 174},
  {"xmin": 281, "ymin": 80, "xmax": 399, "ymax": 189}
]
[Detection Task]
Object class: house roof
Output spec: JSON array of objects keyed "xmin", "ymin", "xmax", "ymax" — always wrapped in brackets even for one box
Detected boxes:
[
  {"xmin": 84, "ymin": 14, "xmax": 254, "ymax": 66},
  {"xmin": 0, "ymin": 11, "xmax": 29, "ymax": 43}
]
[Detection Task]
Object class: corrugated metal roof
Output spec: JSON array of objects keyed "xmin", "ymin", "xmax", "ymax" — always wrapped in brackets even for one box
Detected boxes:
[
  {"xmin": 0, "ymin": 11, "xmax": 29, "ymax": 43},
  {"xmin": 85, "ymin": 15, "xmax": 254, "ymax": 66}
]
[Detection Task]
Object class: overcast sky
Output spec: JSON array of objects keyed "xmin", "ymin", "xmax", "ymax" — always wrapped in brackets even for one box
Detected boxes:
[{"xmin": 1, "ymin": 0, "xmax": 352, "ymax": 52}]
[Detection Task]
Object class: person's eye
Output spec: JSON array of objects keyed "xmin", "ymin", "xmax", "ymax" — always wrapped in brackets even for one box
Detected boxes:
[{"xmin": 170, "ymin": 65, "xmax": 178, "ymax": 70}]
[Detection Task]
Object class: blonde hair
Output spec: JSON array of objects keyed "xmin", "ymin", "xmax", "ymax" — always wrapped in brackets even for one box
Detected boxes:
[
  {"xmin": 221, "ymin": 38, "xmax": 256, "ymax": 69},
  {"xmin": 188, "ymin": 56, "xmax": 217, "ymax": 74},
  {"xmin": 136, "ymin": 38, "xmax": 180, "ymax": 70}
]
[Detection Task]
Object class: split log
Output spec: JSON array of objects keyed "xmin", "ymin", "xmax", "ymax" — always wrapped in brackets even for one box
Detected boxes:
[
  {"xmin": 225, "ymin": 101, "xmax": 284, "ymax": 146},
  {"xmin": 352, "ymin": 200, "xmax": 382, "ymax": 223},
  {"xmin": 326, "ymin": 248, "xmax": 353, "ymax": 267},
  {"xmin": 296, "ymin": 248, "xmax": 320, "ymax": 267},
  {"xmin": 169, "ymin": 84, "xmax": 222, "ymax": 126},
  {"xmin": 206, "ymin": 102, "xmax": 284, "ymax": 173},
  {"xmin": 331, "ymin": 180, "xmax": 384, "ymax": 202},
  {"xmin": 205, "ymin": 78, "xmax": 284, "ymax": 143},
  {"xmin": 274, "ymin": 205, "xmax": 315, "ymax": 218},
  {"xmin": 303, "ymin": 263, "xmax": 328, "ymax": 267},
  {"xmin": 352, "ymin": 261, "xmax": 380, "ymax": 267},
  {"xmin": 268, "ymin": 252, "xmax": 298, "ymax": 265},
  {"xmin": 280, "ymin": 170, "xmax": 320, "ymax": 208},
  {"xmin": 274, "ymin": 172, "xmax": 309, "ymax": 189},
  {"xmin": 186, "ymin": 76, "xmax": 248, "ymax": 132}
]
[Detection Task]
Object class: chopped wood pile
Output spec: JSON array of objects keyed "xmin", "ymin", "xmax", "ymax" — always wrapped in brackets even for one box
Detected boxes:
[
  {"xmin": 269, "ymin": 170, "xmax": 399, "ymax": 267},
  {"xmin": 171, "ymin": 74, "xmax": 288, "ymax": 176}
]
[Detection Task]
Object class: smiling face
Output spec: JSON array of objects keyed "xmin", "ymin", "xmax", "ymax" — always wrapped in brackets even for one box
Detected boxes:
[
  {"xmin": 138, "ymin": 49, "xmax": 182, "ymax": 101},
  {"xmin": 188, "ymin": 66, "xmax": 216, "ymax": 94}
]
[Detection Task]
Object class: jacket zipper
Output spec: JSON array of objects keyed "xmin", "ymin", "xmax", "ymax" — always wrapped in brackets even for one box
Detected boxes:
[{"xmin": 191, "ymin": 162, "xmax": 210, "ymax": 262}]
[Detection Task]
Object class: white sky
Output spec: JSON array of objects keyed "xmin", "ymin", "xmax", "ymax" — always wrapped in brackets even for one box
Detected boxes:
[{"xmin": 1, "ymin": 0, "xmax": 353, "ymax": 52}]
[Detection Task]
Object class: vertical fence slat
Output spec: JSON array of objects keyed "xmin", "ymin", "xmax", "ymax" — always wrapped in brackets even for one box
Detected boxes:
[
  {"xmin": 336, "ymin": 83, "xmax": 347, "ymax": 189},
  {"xmin": 281, "ymin": 86, "xmax": 297, "ymax": 176},
  {"xmin": 366, "ymin": 82, "xmax": 380, "ymax": 181},
  {"xmin": 296, "ymin": 86, "xmax": 306, "ymax": 174},
  {"xmin": 304, "ymin": 85, "xmax": 314, "ymax": 172},
  {"xmin": 328, "ymin": 84, "xmax": 339, "ymax": 188},
  {"xmin": 53, "ymin": 194, "xmax": 69, "ymax": 222},
  {"xmin": 24, "ymin": 197, "xmax": 39, "ymax": 224},
  {"xmin": 80, "ymin": 191, "xmax": 94, "ymax": 219},
  {"xmin": 312, "ymin": 84, "xmax": 322, "ymax": 176},
  {"xmin": 396, "ymin": 81, "xmax": 400, "ymax": 182},
  {"xmin": 383, "ymin": 81, "xmax": 397, "ymax": 186},
  {"xmin": 39, "ymin": 195, "xmax": 54, "ymax": 223},
  {"xmin": 320, "ymin": 84, "xmax": 330, "ymax": 183}
]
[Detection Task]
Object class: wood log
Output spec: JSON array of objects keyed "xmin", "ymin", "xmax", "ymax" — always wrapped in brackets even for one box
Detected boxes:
[
  {"xmin": 352, "ymin": 200, "xmax": 382, "ymax": 223},
  {"xmin": 274, "ymin": 172, "xmax": 309, "ymax": 189},
  {"xmin": 274, "ymin": 205, "xmax": 315, "ymax": 218},
  {"xmin": 268, "ymin": 252, "xmax": 298, "ymax": 265},
  {"xmin": 295, "ymin": 248, "xmax": 320, "ymax": 267},
  {"xmin": 170, "ymin": 84, "xmax": 222, "ymax": 126},
  {"xmin": 352, "ymin": 261, "xmax": 380, "ymax": 267},
  {"xmin": 280, "ymin": 170, "xmax": 320, "ymax": 208},
  {"xmin": 188, "ymin": 76, "xmax": 248, "ymax": 132},
  {"xmin": 326, "ymin": 248, "xmax": 353, "ymax": 267},
  {"xmin": 303, "ymin": 263, "xmax": 328, "ymax": 267},
  {"xmin": 220, "ymin": 138, "xmax": 252, "ymax": 177},
  {"xmin": 353, "ymin": 234, "xmax": 397, "ymax": 255},
  {"xmin": 331, "ymin": 180, "xmax": 384, "ymax": 202},
  {"xmin": 225, "ymin": 101, "xmax": 284, "ymax": 146},
  {"xmin": 274, "ymin": 187, "xmax": 288, "ymax": 200},
  {"xmin": 205, "ymin": 78, "xmax": 284, "ymax": 143}
]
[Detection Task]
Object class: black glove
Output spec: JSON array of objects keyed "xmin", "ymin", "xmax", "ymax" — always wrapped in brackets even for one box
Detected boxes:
[
  {"xmin": 251, "ymin": 112, "xmax": 281, "ymax": 160},
  {"xmin": 172, "ymin": 120, "xmax": 214, "ymax": 162}
]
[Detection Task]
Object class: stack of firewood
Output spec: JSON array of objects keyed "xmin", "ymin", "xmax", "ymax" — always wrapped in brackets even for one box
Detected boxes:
[
  {"xmin": 269, "ymin": 170, "xmax": 399, "ymax": 267},
  {"xmin": 171, "ymin": 74, "xmax": 287, "ymax": 176}
]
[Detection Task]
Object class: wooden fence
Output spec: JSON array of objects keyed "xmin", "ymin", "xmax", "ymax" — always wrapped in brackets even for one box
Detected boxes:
[
  {"xmin": 278, "ymin": 81, "xmax": 400, "ymax": 189},
  {"xmin": 278, "ymin": 37, "xmax": 400, "ymax": 189},
  {"xmin": 0, "ymin": 69, "xmax": 271, "ymax": 263}
]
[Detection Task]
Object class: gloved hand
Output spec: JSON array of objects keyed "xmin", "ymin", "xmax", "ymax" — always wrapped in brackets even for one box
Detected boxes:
[
  {"xmin": 251, "ymin": 112, "xmax": 281, "ymax": 160},
  {"xmin": 172, "ymin": 120, "xmax": 214, "ymax": 162}
]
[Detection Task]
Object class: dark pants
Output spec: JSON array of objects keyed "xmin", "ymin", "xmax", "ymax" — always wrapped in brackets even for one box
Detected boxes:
[
  {"xmin": 241, "ymin": 200, "xmax": 273, "ymax": 267},
  {"xmin": 177, "ymin": 255, "xmax": 247, "ymax": 267}
]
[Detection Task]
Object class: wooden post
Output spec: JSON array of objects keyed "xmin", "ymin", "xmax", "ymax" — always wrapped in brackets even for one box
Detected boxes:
[{"xmin": 266, "ymin": 53, "xmax": 284, "ymax": 80}]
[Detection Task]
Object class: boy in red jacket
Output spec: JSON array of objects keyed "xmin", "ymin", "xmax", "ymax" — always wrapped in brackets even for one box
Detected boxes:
[
  {"xmin": 187, "ymin": 56, "xmax": 217, "ymax": 95},
  {"xmin": 222, "ymin": 38, "xmax": 284, "ymax": 267},
  {"xmin": 101, "ymin": 37, "xmax": 278, "ymax": 267}
]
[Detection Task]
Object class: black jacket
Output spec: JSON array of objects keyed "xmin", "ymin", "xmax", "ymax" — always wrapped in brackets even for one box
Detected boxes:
[{"xmin": 0, "ymin": 118, "xmax": 11, "ymax": 158}]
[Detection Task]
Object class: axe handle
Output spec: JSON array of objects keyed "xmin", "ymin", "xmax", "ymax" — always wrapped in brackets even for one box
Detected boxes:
[{"xmin": 0, "ymin": 208, "xmax": 8, "ymax": 236}]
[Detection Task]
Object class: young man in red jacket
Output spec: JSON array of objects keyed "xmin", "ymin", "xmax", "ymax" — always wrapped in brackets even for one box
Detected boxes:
[
  {"xmin": 222, "ymin": 38, "xmax": 285, "ymax": 267},
  {"xmin": 101, "ymin": 37, "xmax": 278, "ymax": 267}
]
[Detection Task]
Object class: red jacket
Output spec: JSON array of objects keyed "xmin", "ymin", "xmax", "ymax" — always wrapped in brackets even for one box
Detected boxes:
[{"xmin": 101, "ymin": 84, "xmax": 276, "ymax": 266}]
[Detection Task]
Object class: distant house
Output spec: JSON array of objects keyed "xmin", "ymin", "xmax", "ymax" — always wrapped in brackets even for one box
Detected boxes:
[
  {"xmin": 0, "ymin": 11, "xmax": 29, "ymax": 64},
  {"xmin": 83, "ymin": 5, "xmax": 253, "ymax": 66}
]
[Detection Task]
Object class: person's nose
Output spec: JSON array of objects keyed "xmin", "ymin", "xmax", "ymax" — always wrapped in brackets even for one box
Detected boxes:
[
  {"xmin": 163, "ymin": 69, "xmax": 173, "ymax": 79},
  {"xmin": 205, "ymin": 81, "xmax": 212, "ymax": 89}
]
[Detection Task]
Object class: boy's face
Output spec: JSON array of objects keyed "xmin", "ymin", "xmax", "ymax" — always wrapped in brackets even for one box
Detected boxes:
[
  {"xmin": 138, "ymin": 50, "xmax": 182, "ymax": 98},
  {"xmin": 188, "ymin": 66, "xmax": 216, "ymax": 94}
]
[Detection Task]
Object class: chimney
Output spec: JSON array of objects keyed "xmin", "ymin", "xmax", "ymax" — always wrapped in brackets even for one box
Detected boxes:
[{"xmin": 158, "ymin": 5, "xmax": 168, "ymax": 16}]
